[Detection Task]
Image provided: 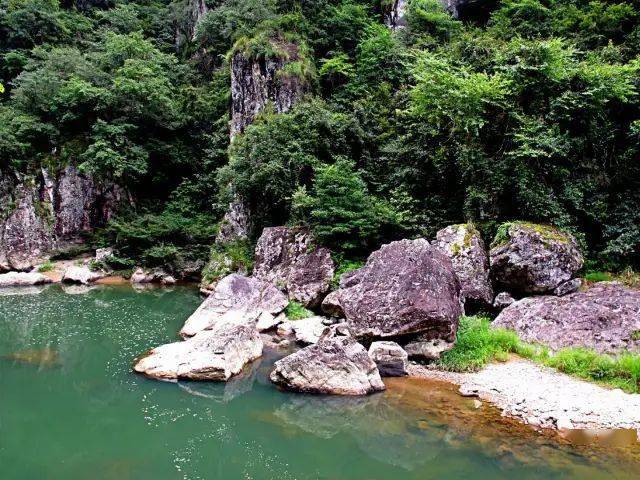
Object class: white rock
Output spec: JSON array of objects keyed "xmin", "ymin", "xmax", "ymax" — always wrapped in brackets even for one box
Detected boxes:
[
  {"xmin": 0, "ymin": 271, "xmax": 52, "ymax": 287},
  {"xmin": 368, "ymin": 341, "xmax": 409, "ymax": 377},
  {"xmin": 62, "ymin": 265, "xmax": 102, "ymax": 285},
  {"xmin": 134, "ymin": 321, "xmax": 263, "ymax": 381}
]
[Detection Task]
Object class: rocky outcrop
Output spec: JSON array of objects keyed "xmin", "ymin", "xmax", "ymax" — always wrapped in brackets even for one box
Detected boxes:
[
  {"xmin": 434, "ymin": 223, "xmax": 493, "ymax": 311},
  {"xmin": 62, "ymin": 265, "xmax": 103, "ymax": 285},
  {"xmin": 0, "ymin": 167, "xmax": 128, "ymax": 272},
  {"xmin": 493, "ymin": 282, "xmax": 640, "ymax": 354},
  {"xmin": 490, "ymin": 222, "xmax": 583, "ymax": 295},
  {"xmin": 230, "ymin": 41, "xmax": 309, "ymax": 138},
  {"xmin": 253, "ymin": 226, "xmax": 334, "ymax": 308},
  {"xmin": 0, "ymin": 271, "xmax": 52, "ymax": 287},
  {"xmin": 0, "ymin": 181, "xmax": 54, "ymax": 271},
  {"xmin": 322, "ymin": 239, "xmax": 462, "ymax": 342},
  {"xmin": 368, "ymin": 341, "xmax": 408, "ymax": 377},
  {"xmin": 216, "ymin": 198, "xmax": 251, "ymax": 244},
  {"xmin": 180, "ymin": 273, "xmax": 288, "ymax": 337},
  {"xmin": 270, "ymin": 334, "xmax": 386, "ymax": 395},
  {"xmin": 134, "ymin": 321, "xmax": 263, "ymax": 381},
  {"xmin": 175, "ymin": 0, "xmax": 208, "ymax": 50},
  {"xmin": 384, "ymin": 0, "xmax": 408, "ymax": 30}
]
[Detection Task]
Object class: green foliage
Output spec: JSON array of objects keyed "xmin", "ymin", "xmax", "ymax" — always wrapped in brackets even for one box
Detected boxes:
[
  {"xmin": 285, "ymin": 301, "xmax": 314, "ymax": 321},
  {"xmin": 37, "ymin": 260, "xmax": 54, "ymax": 272},
  {"xmin": 292, "ymin": 157, "xmax": 399, "ymax": 253},
  {"xmin": 201, "ymin": 240, "xmax": 254, "ymax": 286},
  {"xmin": 331, "ymin": 255, "xmax": 365, "ymax": 289}
]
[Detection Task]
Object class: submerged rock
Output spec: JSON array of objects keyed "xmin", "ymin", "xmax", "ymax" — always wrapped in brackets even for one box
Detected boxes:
[
  {"xmin": 253, "ymin": 226, "xmax": 335, "ymax": 308},
  {"xmin": 490, "ymin": 222, "xmax": 583, "ymax": 295},
  {"xmin": 434, "ymin": 223, "xmax": 493, "ymax": 311},
  {"xmin": 0, "ymin": 271, "xmax": 52, "ymax": 287},
  {"xmin": 2, "ymin": 347, "xmax": 61, "ymax": 368},
  {"xmin": 493, "ymin": 282, "xmax": 640, "ymax": 354},
  {"xmin": 180, "ymin": 273, "xmax": 288, "ymax": 337},
  {"xmin": 134, "ymin": 322, "xmax": 263, "ymax": 381},
  {"xmin": 368, "ymin": 341, "xmax": 408, "ymax": 377},
  {"xmin": 270, "ymin": 335, "xmax": 385, "ymax": 395},
  {"xmin": 323, "ymin": 239, "xmax": 461, "ymax": 341},
  {"xmin": 62, "ymin": 265, "xmax": 103, "ymax": 285}
]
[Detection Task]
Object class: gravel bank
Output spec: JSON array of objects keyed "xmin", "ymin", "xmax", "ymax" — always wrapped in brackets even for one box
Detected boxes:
[{"xmin": 409, "ymin": 359, "xmax": 640, "ymax": 433}]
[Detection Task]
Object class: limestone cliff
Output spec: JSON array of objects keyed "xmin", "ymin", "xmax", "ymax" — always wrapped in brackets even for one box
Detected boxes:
[
  {"xmin": 0, "ymin": 167, "xmax": 129, "ymax": 272},
  {"xmin": 175, "ymin": 0, "xmax": 208, "ymax": 51}
]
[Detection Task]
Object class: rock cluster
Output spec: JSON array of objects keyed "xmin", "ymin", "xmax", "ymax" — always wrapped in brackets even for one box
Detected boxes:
[
  {"xmin": 493, "ymin": 282, "xmax": 640, "ymax": 354},
  {"xmin": 253, "ymin": 227, "xmax": 334, "ymax": 308},
  {"xmin": 130, "ymin": 268, "xmax": 176, "ymax": 285}
]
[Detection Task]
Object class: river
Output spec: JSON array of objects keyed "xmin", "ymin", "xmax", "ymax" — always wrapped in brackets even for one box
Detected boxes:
[{"xmin": 1, "ymin": 284, "xmax": 639, "ymax": 479}]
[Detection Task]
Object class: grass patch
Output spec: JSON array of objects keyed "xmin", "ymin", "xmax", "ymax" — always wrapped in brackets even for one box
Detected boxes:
[
  {"xmin": 584, "ymin": 268, "xmax": 640, "ymax": 288},
  {"xmin": 37, "ymin": 261, "xmax": 55, "ymax": 273},
  {"xmin": 284, "ymin": 301, "xmax": 314, "ymax": 320},
  {"xmin": 439, "ymin": 316, "xmax": 640, "ymax": 393},
  {"xmin": 584, "ymin": 271, "xmax": 613, "ymax": 283},
  {"xmin": 438, "ymin": 316, "xmax": 536, "ymax": 372}
]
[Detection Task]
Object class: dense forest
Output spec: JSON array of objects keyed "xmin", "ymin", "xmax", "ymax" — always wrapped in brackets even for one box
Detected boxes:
[{"xmin": 1, "ymin": 0, "xmax": 639, "ymax": 278}]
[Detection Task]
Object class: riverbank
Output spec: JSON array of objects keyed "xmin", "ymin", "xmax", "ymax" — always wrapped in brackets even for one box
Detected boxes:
[{"xmin": 409, "ymin": 358, "xmax": 640, "ymax": 434}]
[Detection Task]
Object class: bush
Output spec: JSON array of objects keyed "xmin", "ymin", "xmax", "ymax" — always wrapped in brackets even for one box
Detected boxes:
[{"xmin": 284, "ymin": 301, "xmax": 314, "ymax": 320}]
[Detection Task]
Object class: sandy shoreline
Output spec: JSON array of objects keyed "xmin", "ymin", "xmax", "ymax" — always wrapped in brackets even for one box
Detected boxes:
[{"xmin": 408, "ymin": 358, "xmax": 640, "ymax": 435}]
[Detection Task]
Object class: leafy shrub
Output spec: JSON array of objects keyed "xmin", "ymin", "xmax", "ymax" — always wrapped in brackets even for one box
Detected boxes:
[{"xmin": 285, "ymin": 301, "xmax": 314, "ymax": 321}]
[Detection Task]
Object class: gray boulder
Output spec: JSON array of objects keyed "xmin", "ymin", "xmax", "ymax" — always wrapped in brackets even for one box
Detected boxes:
[
  {"xmin": 254, "ymin": 226, "xmax": 335, "ymax": 308},
  {"xmin": 490, "ymin": 222, "xmax": 583, "ymax": 294},
  {"xmin": 180, "ymin": 273, "xmax": 288, "ymax": 337},
  {"xmin": 434, "ymin": 223, "xmax": 493, "ymax": 310},
  {"xmin": 493, "ymin": 291, "xmax": 516, "ymax": 310},
  {"xmin": 403, "ymin": 337, "xmax": 454, "ymax": 361},
  {"xmin": 270, "ymin": 335, "xmax": 385, "ymax": 395},
  {"xmin": 554, "ymin": 278, "xmax": 582, "ymax": 296},
  {"xmin": 368, "ymin": 341, "xmax": 408, "ymax": 377},
  {"xmin": 134, "ymin": 321, "xmax": 263, "ymax": 381},
  {"xmin": 0, "ymin": 271, "xmax": 52, "ymax": 287},
  {"xmin": 62, "ymin": 265, "xmax": 103, "ymax": 285},
  {"xmin": 493, "ymin": 282, "xmax": 640, "ymax": 354},
  {"xmin": 322, "ymin": 239, "xmax": 462, "ymax": 341}
]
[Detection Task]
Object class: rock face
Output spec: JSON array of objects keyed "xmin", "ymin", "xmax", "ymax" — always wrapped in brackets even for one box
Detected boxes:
[
  {"xmin": 434, "ymin": 224, "xmax": 493, "ymax": 311},
  {"xmin": 175, "ymin": 0, "xmax": 207, "ymax": 50},
  {"xmin": 0, "ymin": 271, "xmax": 52, "ymax": 287},
  {"xmin": 493, "ymin": 282, "xmax": 640, "ymax": 354},
  {"xmin": 323, "ymin": 239, "xmax": 462, "ymax": 341},
  {"xmin": 253, "ymin": 227, "xmax": 335, "ymax": 308},
  {"xmin": 489, "ymin": 223, "xmax": 583, "ymax": 295},
  {"xmin": 216, "ymin": 198, "xmax": 251, "ymax": 244},
  {"xmin": 384, "ymin": 0, "xmax": 408, "ymax": 30},
  {"xmin": 0, "ymin": 167, "xmax": 128, "ymax": 272},
  {"xmin": 368, "ymin": 341, "xmax": 408, "ymax": 377},
  {"xmin": 230, "ymin": 42, "xmax": 308, "ymax": 138},
  {"xmin": 270, "ymin": 334, "xmax": 386, "ymax": 395},
  {"xmin": 180, "ymin": 273, "xmax": 288, "ymax": 337},
  {"xmin": 134, "ymin": 321, "xmax": 262, "ymax": 381}
]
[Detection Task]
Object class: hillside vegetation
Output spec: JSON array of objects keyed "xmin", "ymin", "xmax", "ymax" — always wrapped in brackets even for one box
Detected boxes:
[{"xmin": 1, "ymin": 0, "xmax": 639, "ymax": 272}]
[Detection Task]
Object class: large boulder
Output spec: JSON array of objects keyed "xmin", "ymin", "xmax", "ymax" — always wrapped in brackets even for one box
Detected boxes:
[
  {"xmin": 322, "ymin": 239, "xmax": 462, "ymax": 341},
  {"xmin": 270, "ymin": 334, "xmax": 385, "ymax": 395},
  {"xmin": 253, "ymin": 227, "xmax": 335, "ymax": 308},
  {"xmin": 0, "ymin": 271, "xmax": 52, "ymax": 287},
  {"xmin": 489, "ymin": 222, "xmax": 583, "ymax": 295},
  {"xmin": 180, "ymin": 274, "xmax": 288, "ymax": 337},
  {"xmin": 434, "ymin": 223, "xmax": 493, "ymax": 311},
  {"xmin": 493, "ymin": 282, "xmax": 640, "ymax": 354},
  {"xmin": 62, "ymin": 265, "xmax": 103, "ymax": 285},
  {"xmin": 134, "ymin": 321, "xmax": 262, "ymax": 381}
]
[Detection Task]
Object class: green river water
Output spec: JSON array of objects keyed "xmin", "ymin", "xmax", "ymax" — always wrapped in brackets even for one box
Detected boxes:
[{"xmin": 1, "ymin": 284, "xmax": 639, "ymax": 480}]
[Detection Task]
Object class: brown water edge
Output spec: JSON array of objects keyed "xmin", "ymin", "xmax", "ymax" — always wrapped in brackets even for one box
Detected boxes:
[{"xmin": 384, "ymin": 376, "xmax": 640, "ymax": 473}]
